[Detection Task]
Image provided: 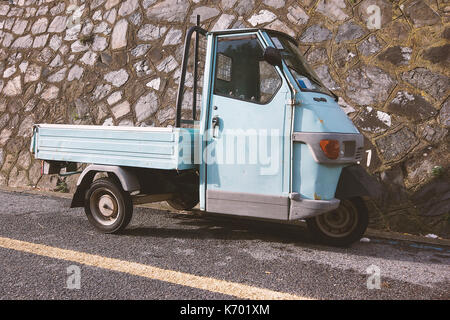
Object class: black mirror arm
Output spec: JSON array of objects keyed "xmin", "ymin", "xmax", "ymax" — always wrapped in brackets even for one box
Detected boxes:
[
  {"xmin": 330, "ymin": 90, "xmax": 339, "ymax": 102},
  {"xmin": 263, "ymin": 46, "xmax": 282, "ymax": 68}
]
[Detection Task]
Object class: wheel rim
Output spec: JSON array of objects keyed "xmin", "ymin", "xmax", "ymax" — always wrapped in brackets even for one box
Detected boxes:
[
  {"xmin": 315, "ymin": 200, "xmax": 359, "ymax": 238},
  {"xmin": 90, "ymin": 188, "xmax": 120, "ymax": 226}
]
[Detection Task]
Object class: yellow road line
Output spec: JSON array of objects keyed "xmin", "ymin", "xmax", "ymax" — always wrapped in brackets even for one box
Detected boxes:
[{"xmin": 0, "ymin": 236, "xmax": 313, "ymax": 300}]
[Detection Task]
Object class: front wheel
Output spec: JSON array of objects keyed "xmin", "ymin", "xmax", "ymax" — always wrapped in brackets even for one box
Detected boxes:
[
  {"xmin": 84, "ymin": 178, "xmax": 133, "ymax": 233},
  {"xmin": 306, "ymin": 197, "xmax": 368, "ymax": 247}
]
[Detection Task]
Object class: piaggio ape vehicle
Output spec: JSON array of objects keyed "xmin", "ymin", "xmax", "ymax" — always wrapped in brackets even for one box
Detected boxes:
[{"xmin": 31, "ymin": 26, "xmax": 372, "ymax": 246}]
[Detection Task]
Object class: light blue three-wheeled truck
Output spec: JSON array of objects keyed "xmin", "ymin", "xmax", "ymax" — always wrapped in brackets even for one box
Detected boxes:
[{"xmin": 31, "ymin": 26, "xmax": 373, "ymax": 246}]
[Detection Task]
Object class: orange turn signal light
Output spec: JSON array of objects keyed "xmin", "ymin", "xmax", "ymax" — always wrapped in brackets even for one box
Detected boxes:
[{"xmin": 319, "ymin": 139, "xmax": 340, "ymax": 160}]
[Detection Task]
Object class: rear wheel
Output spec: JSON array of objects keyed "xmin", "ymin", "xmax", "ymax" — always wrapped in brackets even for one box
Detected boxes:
[
  {"xmin": 84, "ymin": 178, "xmax": 133, "ymax": 233},
  {"xmin": 306, "ymin": 197, "xmax": 368, "ymax": 247}
]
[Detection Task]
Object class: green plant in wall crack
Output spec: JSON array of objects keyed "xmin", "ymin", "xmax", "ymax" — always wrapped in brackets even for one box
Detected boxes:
[
  {"xmin": 79, "ymin": 34, "xmax": 94, "ymax": 45},
  {"xmin": 71, "ymin": 109, "xmax": 89, "ymax": 122},
  {"xmin": 431, "ymin": 165, "xmax": 444, "ymax": 177},
  {"xmin": 54, "ymin": 178, "xmax": 68, "ymax": 193},
  {"xmin": 348, "ymin": 0, "xmax": 361, "ymax": 5}
]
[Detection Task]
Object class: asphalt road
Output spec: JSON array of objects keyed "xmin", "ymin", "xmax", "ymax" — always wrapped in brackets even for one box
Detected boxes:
[{"xmin": 0, "ymin": 190, "xmax": 448, "ymax": 300}]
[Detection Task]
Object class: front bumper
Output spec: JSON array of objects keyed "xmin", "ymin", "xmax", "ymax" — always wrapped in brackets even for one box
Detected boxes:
[{"xmin": 289, "ymin": 192, "xmax": 340, "ymax": 220}]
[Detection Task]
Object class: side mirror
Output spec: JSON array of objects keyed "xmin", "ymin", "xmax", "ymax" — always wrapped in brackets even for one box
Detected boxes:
[{"xmin": 263, "ymin": 46, "xmax": 282, "ymax": 68}]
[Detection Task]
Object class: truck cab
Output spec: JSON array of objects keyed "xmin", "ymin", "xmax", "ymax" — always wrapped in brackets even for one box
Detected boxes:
[
  {"xmin": 31, "ymin": 27, "xmax": 370, "ymax": 247},
  {"xmin": 179, "ymin": 27, "xmax": 367, "ymax": 245}
]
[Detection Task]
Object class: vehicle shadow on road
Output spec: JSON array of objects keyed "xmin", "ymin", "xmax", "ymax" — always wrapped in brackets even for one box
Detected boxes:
[
  {"xmin": 124, "ymin": 207, "xmax": 317, "ymax": 245},
  {"xmin": 121, "ymin": 207, "xmax": 450, "ymax": 265}
]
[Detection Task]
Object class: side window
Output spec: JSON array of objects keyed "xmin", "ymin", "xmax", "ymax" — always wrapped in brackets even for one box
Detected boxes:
[
  {"xmin": 214, "ymin": 35, "xmax": 281, "ymax": 104},
  {"xmin": 259, "ymin": 61, "xmax": 281, "ymax": 103}
]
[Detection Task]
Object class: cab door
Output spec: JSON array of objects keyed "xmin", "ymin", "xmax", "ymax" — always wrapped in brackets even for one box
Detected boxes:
[{"xmin": 204, "ymin": 32, "xmax": 291, "ymax": 220}]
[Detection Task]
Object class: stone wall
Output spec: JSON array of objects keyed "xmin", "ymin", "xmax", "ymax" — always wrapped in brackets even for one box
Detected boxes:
[{"xmin": 0, "ymin": 0, "xmax": 449, "ymax": 236}]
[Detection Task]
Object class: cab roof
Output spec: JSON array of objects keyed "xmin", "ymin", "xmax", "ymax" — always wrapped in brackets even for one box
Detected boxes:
[{"xmin": 207, "ymin": 28, "xmax": 299, "ymax": 45}]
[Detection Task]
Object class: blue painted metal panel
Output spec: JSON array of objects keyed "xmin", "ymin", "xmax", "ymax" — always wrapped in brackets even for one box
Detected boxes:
[
  {"xmin": 293, "ymin": 92, "xmax": 359, "ymax": 134},
  {"xmin": 32, "ymin": 125, "xmax": 198, "ymax": 171},
  {"xmin": 291, "ymin": 93, "xmax": 359, "ymax": 200},
  {"xmin": 204, "ymin": 104, "xmax": 289, "ymax": 196},
  {"xmin": 292, "ymin": 143, "xmax": 344, "ymax": 200},
  {"xmin": 38, "ymin": 128, "xmax": 176, "ymax": 142}
]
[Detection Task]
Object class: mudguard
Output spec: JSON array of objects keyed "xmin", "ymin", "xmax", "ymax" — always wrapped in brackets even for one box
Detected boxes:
[
  {"xmin": 334, "ymin": 165, "xmax": 382, "ymax": 200},
  {"xmin": 70, "ymin": 165, "xmax": 140, "ymax": 208}
]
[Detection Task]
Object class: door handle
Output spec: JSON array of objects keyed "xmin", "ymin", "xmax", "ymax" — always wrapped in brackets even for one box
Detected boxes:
[
  {"xmin": 212, "ymin": 116, "xmax": 219, "ymax": 128},
  {"xmin": 212, "ymin": 116, "xmax": 220, "ymax": 138}
]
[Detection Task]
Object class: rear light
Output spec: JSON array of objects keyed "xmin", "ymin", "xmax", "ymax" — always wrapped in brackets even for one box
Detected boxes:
[{"xmin": 320, "ymin": 139, "xmax": 340, "ymax": 160}]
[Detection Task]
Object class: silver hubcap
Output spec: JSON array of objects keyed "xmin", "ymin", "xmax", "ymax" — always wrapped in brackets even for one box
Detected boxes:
[
  {"xmin": 98, "ymin": 195, "xmax": 116, "ymax": 217},
  {"xmin": 316, "ymin": 200, "xmax": 358, "ymax": 238},
  {"xmin": 90, "ymin": 188, "xmax": 119, "ymax": 226}
]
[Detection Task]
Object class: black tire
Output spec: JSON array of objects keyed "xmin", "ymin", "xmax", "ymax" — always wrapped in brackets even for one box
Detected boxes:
[
  {"xmin": 306, "ymin": 197, "xmax": 369, "ymax": 247},
  {"xmin": 167, "ymin": 193, "xmax": 199, "ymax": 211},
  {"xmin": 84, "ymin": 177, "xmax": 133, "ymax": 233}
]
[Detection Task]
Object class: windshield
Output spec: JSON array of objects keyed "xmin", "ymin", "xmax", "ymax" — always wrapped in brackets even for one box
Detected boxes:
[{"xmin": 269, "ymin": 34, "xmax": 333, "ymax": 97}]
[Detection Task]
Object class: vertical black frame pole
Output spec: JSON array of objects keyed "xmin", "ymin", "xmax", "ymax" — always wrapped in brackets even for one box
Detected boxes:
[
  {"xmin": 192, "ymin": 15, "xmax": 200, "ymax": 121},
  {"xmin": 175, "ymin": 25, "xmax": 207, "ymax": 128}
]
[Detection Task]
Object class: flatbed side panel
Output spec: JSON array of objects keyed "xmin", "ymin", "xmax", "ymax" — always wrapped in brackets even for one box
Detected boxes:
[
  {"xmin": 33, "ymin": 125, "xmax": 198, "ymax": 170},
  {"xmin": 177, "ymin": 128, "xmax": 199, "ymax": 168}
]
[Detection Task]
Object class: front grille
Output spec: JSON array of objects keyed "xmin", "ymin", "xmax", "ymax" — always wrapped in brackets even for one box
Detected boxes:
[{"xmin": 343, "ymin": 141, "xmax": 356, "ymax": 158}]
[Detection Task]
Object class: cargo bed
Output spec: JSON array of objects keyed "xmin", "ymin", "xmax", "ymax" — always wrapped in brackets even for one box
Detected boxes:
[{"xmin": 30, "ymin": 124, "xmax": 198, "ymax": 170}]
